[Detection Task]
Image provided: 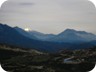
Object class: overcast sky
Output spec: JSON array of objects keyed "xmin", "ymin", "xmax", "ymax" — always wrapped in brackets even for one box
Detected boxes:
[{"xmin": 0, "ymin": 0, "xmax": 96, "ymax": 34}]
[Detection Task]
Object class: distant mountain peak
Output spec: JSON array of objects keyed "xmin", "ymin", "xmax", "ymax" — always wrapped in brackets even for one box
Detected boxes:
[
  {"xmin": 64, "ymin": 29, "xmax": 76, "ymax": 33},
  {"xmin": 60, "ymin": 29, "xmax": 94, "ymax": 35},
  {"xmin": 0, "ymin": 23, "xmax": 9, "ymax": 28},
  {"xmin": 14, "ymin": 26, "xmax": 19, "ymax": 29},
  {"xmin": 0, "ymin": 23, "xmax": 14, "ymax": 32},
  {"xmin": 59, "ymin": 29, "xmax": 76, "ymax": 35},
  {"xmin": 65, "ymin": 29, "xmax": 76, "ymax": 31}
]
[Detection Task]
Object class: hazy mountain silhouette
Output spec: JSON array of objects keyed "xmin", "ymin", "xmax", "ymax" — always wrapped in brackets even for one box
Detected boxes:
[
  {"xmin": 0, "ymin": 23, "xmax": 96, "ymax": 53},
  {"xmin": 14, "ymin": 27, "xmax": 38, "ymax": 40},
  {"xmin": 0, "ymin": 23, "xmax": 72, "ymax": 52},
  {"xmin": 27, "ymin": 29, "xmax": 96, "ymax": 43},
  {"xmin": 29, "ymin": 31, "xmax": 55, "ymax": 40},
  {"xmin": 49, "ymin": 29, "xmax": 96, "ymax": 43}
]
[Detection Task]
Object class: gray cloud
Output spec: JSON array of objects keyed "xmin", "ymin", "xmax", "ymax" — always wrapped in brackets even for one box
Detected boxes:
[{"xmin": 19, "ymin": 2, "xmax": 35, "ymax": 6}]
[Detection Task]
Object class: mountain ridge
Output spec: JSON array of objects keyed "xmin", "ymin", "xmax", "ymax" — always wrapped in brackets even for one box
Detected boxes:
[
  {"xmin": 13, "ymin": 26, "xmax": 96, "ymax": 42},
  {"xmin": 26, "ymin": 28, "xmax": 96, "ymax": 43},
  {"xmin": 0, "ymin": 23, "xmax": 96, "ymax": 53}
]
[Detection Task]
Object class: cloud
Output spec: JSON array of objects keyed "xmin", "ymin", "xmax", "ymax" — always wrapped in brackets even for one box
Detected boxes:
[{"xmin": 19, "ymin": 2, "xmax": 35, "ymax": 6}]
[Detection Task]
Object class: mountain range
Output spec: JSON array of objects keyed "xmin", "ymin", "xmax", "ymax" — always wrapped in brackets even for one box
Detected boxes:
[
  {"xmin": 15, "ymin": 26, "xmax": 96, "ymax": 43},
  {"xmin": 0, "ymin": 23, "xmax": 96, "ymax": 53}
]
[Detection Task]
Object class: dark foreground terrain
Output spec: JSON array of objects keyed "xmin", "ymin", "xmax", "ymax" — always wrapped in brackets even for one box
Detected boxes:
[{"xmin": 0, "ymin": 44, "xmax": 96, "ymax": 72}]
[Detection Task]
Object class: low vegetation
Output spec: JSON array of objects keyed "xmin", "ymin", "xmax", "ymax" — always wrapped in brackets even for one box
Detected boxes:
[{"xmin": 0, "ymin": 44, "xmax": 96, "ymax": 72}]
